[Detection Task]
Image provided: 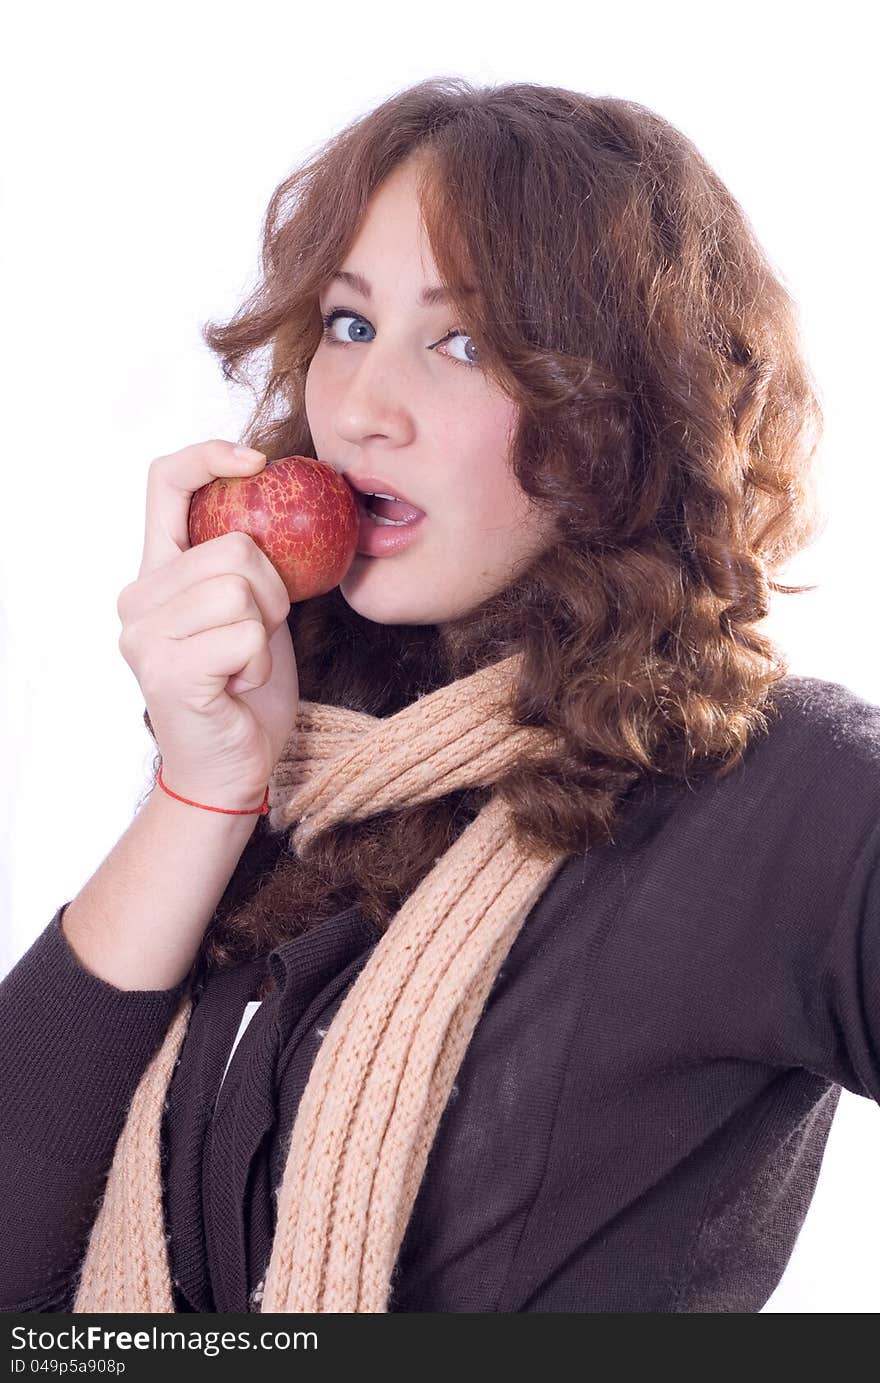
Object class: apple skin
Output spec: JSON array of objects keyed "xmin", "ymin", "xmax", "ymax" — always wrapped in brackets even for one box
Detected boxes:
[{"xmin": 187, "ymin": 455, "xmax": 360, "ymax": 602}]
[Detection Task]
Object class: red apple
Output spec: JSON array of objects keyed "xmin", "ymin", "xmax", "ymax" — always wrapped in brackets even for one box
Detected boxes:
[{"xmin": 187, "ymin": 455, "xmax": 360, "ymax": 602}]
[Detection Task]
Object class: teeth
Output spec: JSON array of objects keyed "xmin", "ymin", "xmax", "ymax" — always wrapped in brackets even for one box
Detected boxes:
[{"xmin": 368, "ymin": 492, "xmax": 397, "ymax": 501}]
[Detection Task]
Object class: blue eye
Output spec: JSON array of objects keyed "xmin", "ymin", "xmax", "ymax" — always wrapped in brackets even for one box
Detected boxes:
[{"xmin": 319, "ymin": 308, "xmax": 480, "ymax": 370}]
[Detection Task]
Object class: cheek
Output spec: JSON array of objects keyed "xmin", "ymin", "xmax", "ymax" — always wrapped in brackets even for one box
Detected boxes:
[
  {"xmin": 475, "ymin": 469, "xmax": 526, "ymax": 529},
  {"xmin": 304, "ymin": 347, "xmax": 339, "ymax": 403},
  {"xmin": 303, "ymin": 360, "xmax": 322, "ymax": 419},
  {"xmin": 443, "ymin": 397, "xmax": 519, "ymax": 512}
]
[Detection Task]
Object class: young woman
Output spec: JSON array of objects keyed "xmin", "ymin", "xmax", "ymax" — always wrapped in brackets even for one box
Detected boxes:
[{"xmin": 2, "ymin": 77, "xmax": 877, "ymax": 1315}]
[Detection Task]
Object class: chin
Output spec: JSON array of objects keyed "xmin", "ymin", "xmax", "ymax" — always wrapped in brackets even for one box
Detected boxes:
[
  {"xmin": 338, "ymin": 568, "xmax": 431, "ymax": 625},
  {"xmin": 338, "ymin": 558, "xmax": 494, "ymax": 626}
]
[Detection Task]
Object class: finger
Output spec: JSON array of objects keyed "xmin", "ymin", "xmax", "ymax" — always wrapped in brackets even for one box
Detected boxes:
[
  {"xmin": 121, "ymin": 533, "xmax": 291, "ymax": 636},
  {"xmin": 138, "ymin": 439, "xmax": 266, "ymax": 579},
  {"xmin": 158, "ymin": 573, "xmax": 263, "ymax": 643},
  {"xmin": 178, "ymin": 620, "xmax": 272, "ymax": 704}
]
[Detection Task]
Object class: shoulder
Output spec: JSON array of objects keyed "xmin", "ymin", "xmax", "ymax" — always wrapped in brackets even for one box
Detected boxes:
[
  {"xmin": 619, "ymin": 671, "xmax": 880, "ymax": 882},
  {"xmin": 770, "ymin": 672, "xmax": 880, "ymax": 742},
  {"xmin": 692, "ymin": 672, "xmax": 880, "ymax": 901},
  {"xmin": 610, "ymin": 672, "xmax": 880, "ymax": 860},
  {"xmin": 759, "ymin": 672, "xmax": 880, "ymax": 802}
]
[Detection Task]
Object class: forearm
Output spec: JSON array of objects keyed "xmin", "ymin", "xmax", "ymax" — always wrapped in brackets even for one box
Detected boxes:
[
  {"xmin": 0, "ymin": 904, "xmax": 191, "ymax": 1309},
  {"xmin": 61, "ymin": 784, "xmax": 262, "ymax": 991}
]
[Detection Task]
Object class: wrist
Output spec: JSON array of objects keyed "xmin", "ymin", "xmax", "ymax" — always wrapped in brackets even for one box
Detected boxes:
[
  {"xmin": 147, "ymin": 773, "xmax": 268, "ymax": 834},
  {"xmin": 156, "ymin": 763, "xmax": 269, "ymax": 816},
  {"xmin": 145, "ymin": 791, "xmax": 263, "ymax": 851}
]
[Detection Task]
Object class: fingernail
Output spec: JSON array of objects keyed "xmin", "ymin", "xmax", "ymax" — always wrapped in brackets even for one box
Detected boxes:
[{"xmin": 234, "ymin": 446, "xmax": 266, "ymax": 462}]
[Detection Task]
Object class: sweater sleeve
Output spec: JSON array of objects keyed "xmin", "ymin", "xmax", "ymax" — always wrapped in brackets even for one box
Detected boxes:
[
  {"xmin": 0, "ymin": 904, "xmax": 189, "ymax": 1311},
  {"xmin": 811, "ymin": 808, "xmax": 880, "ymax": 1105}
]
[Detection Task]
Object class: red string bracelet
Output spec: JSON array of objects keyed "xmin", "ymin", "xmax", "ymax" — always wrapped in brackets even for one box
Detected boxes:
[{"xmin": 157, "ymin": 763, "xmax": 269, "ymax": 815}]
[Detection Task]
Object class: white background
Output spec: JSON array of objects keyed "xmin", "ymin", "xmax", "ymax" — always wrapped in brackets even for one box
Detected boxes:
[{"xmin": 1, "ymin": 0, "xmax": 878, "ymax": 1312}]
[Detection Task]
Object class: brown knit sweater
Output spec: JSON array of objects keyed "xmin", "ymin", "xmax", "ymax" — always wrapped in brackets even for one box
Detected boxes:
[{"xmin": 2, "ymin": 672, "xmax": 880, "ymax": 1312}]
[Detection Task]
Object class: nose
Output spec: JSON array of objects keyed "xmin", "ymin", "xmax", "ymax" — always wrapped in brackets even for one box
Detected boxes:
[{"xmin": 329, "ymin": 338, "xmax": 417, "ymax": 448}]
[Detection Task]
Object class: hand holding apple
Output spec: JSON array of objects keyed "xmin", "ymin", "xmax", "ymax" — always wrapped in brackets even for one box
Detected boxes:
[{"xmin": 187, "ymin": 455, "xmax": 359, "ymax": 602}]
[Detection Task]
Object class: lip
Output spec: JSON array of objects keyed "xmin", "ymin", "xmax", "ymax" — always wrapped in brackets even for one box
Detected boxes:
[
  {"xmin": 355, "ymin": 505, "xmax": 427, "ymax": 557},
  {"xmin": 344, "ymin": 472, "xmax": 426, "ymax": 516}
]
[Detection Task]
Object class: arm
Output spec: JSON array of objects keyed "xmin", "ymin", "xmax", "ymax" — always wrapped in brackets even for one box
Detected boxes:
[
  {"xmin": 0, "ymin": 902, "xmax": 188, "ymax": 1310},
  {"xmin": 811, "ymin": 809, "xmax": 880, "ymax": 1105},
  {"xmin": 0, "ymin": 787, "xmax": 271, "ymax": 1311},
  {"xmin": 61, "ymin": 778, "xmax": 262, "ymax": 991}
]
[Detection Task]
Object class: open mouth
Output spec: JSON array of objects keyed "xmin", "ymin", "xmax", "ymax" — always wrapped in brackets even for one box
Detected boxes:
[
  {"xmin": 356, "ymin": 491, "xmax": 425, "ymax": 526},
  {"xmin": 354, "ymin": 495, "xmax": 427, "ymax": 556}
]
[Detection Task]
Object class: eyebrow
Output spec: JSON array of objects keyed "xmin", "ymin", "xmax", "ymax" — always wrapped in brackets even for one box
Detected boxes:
[{"xmin": 327, "ymin": 269, "xmax": 477, "ymax": 307}]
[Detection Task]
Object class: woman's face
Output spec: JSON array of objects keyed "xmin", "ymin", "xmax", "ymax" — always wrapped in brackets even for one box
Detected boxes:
[{"xmin": 305, "ymin": 157, "xmax": 556, "ymax": 626}]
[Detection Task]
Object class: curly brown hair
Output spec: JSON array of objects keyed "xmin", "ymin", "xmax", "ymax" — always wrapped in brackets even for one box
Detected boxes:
[{"xmin": 138, "ymin": 77, "xmax": 826, "ymax": 977}]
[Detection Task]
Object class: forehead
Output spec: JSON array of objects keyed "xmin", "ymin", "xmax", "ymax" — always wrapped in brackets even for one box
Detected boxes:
[
  {"xmin": 341, "ymin": 174, "xmax": 434, "ymax": 288},
  {"xmin": 330, "ymin": 163, "xmax": 475, "ymax": 305}
]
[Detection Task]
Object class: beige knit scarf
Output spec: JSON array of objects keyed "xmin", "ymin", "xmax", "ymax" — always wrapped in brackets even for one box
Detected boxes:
[{"xmin": 72, "ymin": 650, "xmax": 568, "ymax": 1313}]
